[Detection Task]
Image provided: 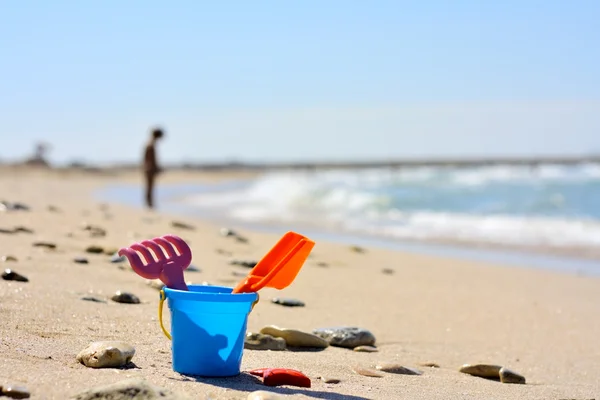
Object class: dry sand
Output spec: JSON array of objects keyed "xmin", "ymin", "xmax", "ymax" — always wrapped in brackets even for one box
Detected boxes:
[{"xmin": 1, "ymin": 167, "xmax": 599, "ymax": 400}]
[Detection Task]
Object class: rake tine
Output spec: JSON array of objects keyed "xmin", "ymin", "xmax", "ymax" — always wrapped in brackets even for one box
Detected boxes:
[
  {"xmin": 118, "ymin": 247, "xmax": 158, "ymax": 279},
  {"xmin": 163, "ymin": 235, "xmax": 192, "ymax": 267},
  {"xmin": 153, "ymin": 237, "xmax": 178, "ymax": 258},
  {"xmin": 142, "ymin": 240, "xmax": 167, "ymax": 262},
  {"xmin": 131, "ymin": 243, "xmax": 155, "ymax": 265}
]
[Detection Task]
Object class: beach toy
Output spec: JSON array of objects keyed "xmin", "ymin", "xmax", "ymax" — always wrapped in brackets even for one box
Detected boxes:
[
  {"xmin": 118, "ymin": 234, "xmax": 191, "ymax": 291},
  {"xmin": 118, "ymin": 231, "xmax": 315, "ymax": 378},
  {"xmin": 231, "ymin": 231, "xmax": 315, "ymax": 294},
  {"xmin": 249, "ymin": 367, "xmax": 312, "ymax": 388},
  {"xmin": 160, "ymin": 284, "xmax": 258, "ymax": 376}
]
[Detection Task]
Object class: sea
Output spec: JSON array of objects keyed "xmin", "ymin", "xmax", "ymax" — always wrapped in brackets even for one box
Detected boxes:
[{"xmin": 97, "ymin": 163, "xmax": 600, "ymax": 276}]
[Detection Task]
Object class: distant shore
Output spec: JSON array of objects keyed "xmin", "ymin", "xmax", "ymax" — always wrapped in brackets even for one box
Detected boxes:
[{"xmin": 3, "ymin": 153, "xmax": 600, "ymax": 173}]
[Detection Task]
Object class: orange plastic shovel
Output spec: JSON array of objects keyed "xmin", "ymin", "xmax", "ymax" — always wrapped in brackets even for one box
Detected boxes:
[{"xmin": 231, "ymin": 231, "xmax": 315, "ymax": 294}]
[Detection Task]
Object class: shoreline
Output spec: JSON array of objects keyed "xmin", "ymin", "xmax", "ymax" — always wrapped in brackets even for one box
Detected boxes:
[{"xmin": 95, "ymin": 177, "xmax": 600, "ymax": 278}]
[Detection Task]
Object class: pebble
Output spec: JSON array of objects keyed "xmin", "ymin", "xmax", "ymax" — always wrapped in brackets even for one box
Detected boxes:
[
  {"xmin": 499, "ymin": 367, "xmax": 526, "ymax": 384},
  {"xmin": 0, "ymin": 385, "xmax": 30, "ymax": 399},
  {"xmin": 82, "ymin": 224, "xmax": 107, "ymax": 237},
  {"xmin": 1, "ymin": 255, "xmax": 17, "ymax": 262},
  {"xmin": 76, "ymin": 341, "xmax": 135, "ymax": 368},
  {"xmin": 229, "ymin": 259, "xmax": 257, "ymax": 268},
  {"xmin": 81, "ymin": 296, "xmax": 107, "ymax": 303},
  {"xmin": 244, "ymin": 333, "xmax": 287, "ymax": 351},
  {"xmin": 381, "ymin": 268, "xmax": 394, "ymax": 275},
  {"xmin": 220, "ymin": 228, "xmax": 236, "ymax": 237},
  {"xmin": 247, "ymin": 390, "xmax": 287, "ymax": 400},
  {"xmin": 271, "ymin": 297, "xmax": 305, "ymax": 307},
  {"xmin": 420, "ymin": 362, "xmax": 440, "ymax": 368},
  {"xmin": 351, "ymin": 366, "xmax": 383, "ymax": 377},
  {"xmin": 13, "ymin": 226, "xmax": 34, "ymax": 234},
  {"xmin": 111, "ymin": 291, "xmax": 140, "ymax": 304},
  {"xmin": 86, "ymin": 245, "xmax": 105, "ymax": 254},
  {"xmin": 187, "ymin": 264, "xmax": 201, "ymax": 272},
  {"xmin": 375, "ymin": 363, "xmax": 422, "ymax": 375},
  {"xmin": 71, "ymin": 378, "xmax": 187, "ymax": 400},
  {"xmin": 312, "ymin": 326, "xmax": 376, "ymax": 348},
  {"xmin": 260, "ymin": 325, "xmax": 329, "ymax": 348},
  {"xmin": 32, "ymin": 241, "xmax": 56, "ymax": 249},
  {"xmin": 319, "ymin": 376, "xmax": 341, "ymax": 384},
  {"xmin": 74, "ymin": 257, "xmax": 89, "ymax": 264},
  {"xmin": 216, "ymin": 248, "xmax": 233, "ymax": 256},
  {"xmin": 459, "ymin": 364, "xmax": 502, "ymax": 379},
  {"xmin": 171, "ymin": 221, "xmax": 195, "ymax": 230},
  {"xmin": 2, "ymin": 269, "xmax": 28, "ymax": 282},
  {"xmin": 316, "ymin": 262, "xmax": 329, "ymax": 267},
  {"xmin": 353, "ymin": 345, "xmax": 378, "ymax": 352},
  {"xmin": 110, "ymin": 253, "xmax": 126, "ymax": 263},
  {"xmin": 47, "ymin": 205, "xmax": 60, "ymax": 212},
  {"xmin": 147, "ymin": 279, "xmax": 165, "ymax": 290},
  {"xmin": 0, "ymin": 201, "xmax": 30, "ymax": 212},
  {"xmin": 350, "ymin": 245, "xmax": 366, "ymax": 253}
]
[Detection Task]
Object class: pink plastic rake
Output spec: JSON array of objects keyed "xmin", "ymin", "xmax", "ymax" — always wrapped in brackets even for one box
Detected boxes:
[{"xmin": 118, "ymin": 234, "xmax": 192, "ymax": 291}]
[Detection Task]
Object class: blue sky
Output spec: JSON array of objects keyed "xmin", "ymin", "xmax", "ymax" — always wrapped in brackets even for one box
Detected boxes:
[{"xmin": 1, "ymin": 0, "xmax": 599, "ymax": 165}]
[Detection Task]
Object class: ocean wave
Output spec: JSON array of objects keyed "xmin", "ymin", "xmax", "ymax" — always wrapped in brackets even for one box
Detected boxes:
[{"xmin": 182, "ymin": 164, "xmax": 600, "ymax": 249}]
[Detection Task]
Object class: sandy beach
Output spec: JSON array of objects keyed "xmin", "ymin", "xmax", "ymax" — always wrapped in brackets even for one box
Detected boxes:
[{"xmin": 1, "ymin": 166, "xmax": 599, "ymax": 400}]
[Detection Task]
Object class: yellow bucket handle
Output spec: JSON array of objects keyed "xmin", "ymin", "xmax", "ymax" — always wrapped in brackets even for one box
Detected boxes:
[{"xmin": 158, "ymin": 289, "xmax": 260, "ymax": 340}]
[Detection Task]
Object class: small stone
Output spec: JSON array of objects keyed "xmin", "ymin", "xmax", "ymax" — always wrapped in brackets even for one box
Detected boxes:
[
  {"xmin": 381, "ymin": 268, "xmax": 394, "ymax": 275},
  {"xmin": 81, "ymin": 296, "xmax": 106, "ymax": 303},
  {"xmin": 103, "ymin": 247, "xmax": 118, "ymax": 255},
  {"xmin": 247, "ymin": 390, "xmax": 287, "ymax": 400},
  {"xmin": 86, "ymin": 245, "xmax": 104, "ymax": 254},
  {"xmin": 499, "ymin": 367, "xmax": 526, "ymax": 384},
  {"xmin": 71, "ymin": 377, "xmax": 187, "ymax": 400},
  {"xmin": 110, "ymin": 253, "xmax": 126, "ymax": 263},
  {"xmin": 313, "ymin": 326, "xmax": 376, "ymax": 348},
  {"xmin": 351, "ymin": 366, "xmax": 383, "ymax": 377},
  {"xmin": 147, "ymin": 279, "xmax": 165, "ymax": 290},
  {"xmin": 13, "ymin": 226, "xmax": 34, "ymax": 234},
  {"xmin": 353, "ymin": 345, "xmax": 378, "ymax": 352},
  {"xmin": 350, "ymin": 245, "xmax": 366, "ymax": 253},
  {"xmin": 229, "ymin": 259, "xmax": 257, "ymax": 268},
  {"xmin": 2, "ymin": 255, "xmax": 17, "ymax": 262},
  {"xmin": 235, "ymin": 235, "xmax": 249, "ymax": 243},
  {"xmin": 76, "ymin": 341, "xmax": 135, "ymax": 368},
  {"xmin": 111, "ymin": 291, "xmax": 140, "ymax": 304},
  {"xmin": 2, "ymin": 269, "xmax": 28, "ymax": 282},
  {"xmin": 171, "ymin": 221, "xmax": 195, "ymax": 230},
  {"xmin": 271, "ymin": 298, "xmax": 305, "ymax": 307},
  {"xmin": 319, "ymin": 376, "xmax": 341, "ymax": 384},
  {"xmin": 245, "ymin": 333, "xmax": 287, "ymax": 351},
  {"xmin": 419, "ymin": 362, "xmax": 440, "ymax": 368},
  {"xmin": 220, "ymin": 228, "xmax": 236, "ymax": 237},
  {"xmin": 260, "ymin": 325, "xmax": 329, "ymax": 348},
  {"xmin": 82, "ymin": 224, "xmax": 107, "ymax": 237},
  {"xmin": 32, "ymin": 241, "xmax": 56, "ymax": 249},
  {"xmin": 187, "ymin": 264, "xmax": 201, "ymax": 272},
  {"xmin": 74, "ymin": 257, "xmax": 89, "ymax": 264},
  {"xmin": 1, "ymin": 385, "xmax": 30, "ymax": 399},
  {"xmin": 316, "ymin": 262, "xmax": 328, "ymax": 267},
  {"xmin": 375, "ymin": 363, "xmax": 422, "ymax": 375},
  {"xmin": 47, "ymin": 205, "xmax": 60, "ymax": 212},
  {"xmin": 459, "ymin": 364, "xmax": 502, "ymax": 379}
]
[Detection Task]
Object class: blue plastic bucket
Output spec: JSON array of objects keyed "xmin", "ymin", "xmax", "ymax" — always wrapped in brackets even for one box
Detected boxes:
[{"xmin": 159, "ymin": 284, "xmax": 259, "ymax": 377}]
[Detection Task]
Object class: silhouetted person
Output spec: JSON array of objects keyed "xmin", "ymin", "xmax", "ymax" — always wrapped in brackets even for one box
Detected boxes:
[{"xmin": 143, "ymin": 127, "xmax": 164, "ymax": 209}]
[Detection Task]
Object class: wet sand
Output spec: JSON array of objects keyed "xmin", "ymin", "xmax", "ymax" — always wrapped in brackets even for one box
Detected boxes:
[{"xmin": 1, "ymin": 167, "xmax": 599, "ymax": 400}]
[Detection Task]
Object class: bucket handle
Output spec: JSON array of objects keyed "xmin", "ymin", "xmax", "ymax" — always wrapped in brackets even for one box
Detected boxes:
[{"xmin": 158, "ymin": 289, "xmax": 260, "ymax": 340}]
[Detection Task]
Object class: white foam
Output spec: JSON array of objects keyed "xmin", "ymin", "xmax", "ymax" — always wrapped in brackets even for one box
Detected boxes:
[{"xmin": 181, "ymin": 166, "xmax": 600, "ymax": 249}]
